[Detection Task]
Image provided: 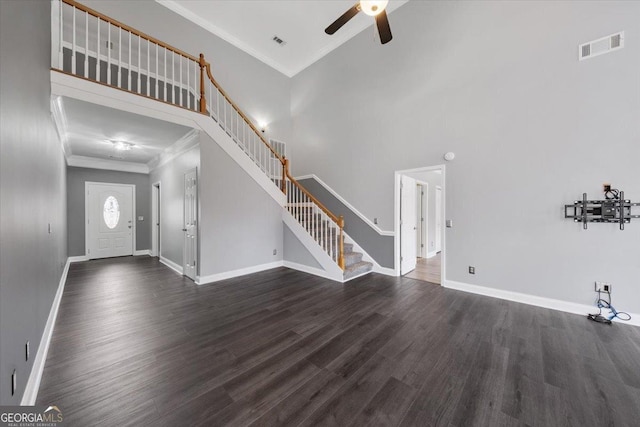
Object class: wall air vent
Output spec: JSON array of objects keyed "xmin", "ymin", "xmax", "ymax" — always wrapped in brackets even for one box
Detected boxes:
[{"xmin": 579, "ymin": 32, "xmax": 624, "ymax": 61}]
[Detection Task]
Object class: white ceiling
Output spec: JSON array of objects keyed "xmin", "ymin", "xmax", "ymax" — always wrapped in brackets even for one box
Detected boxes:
[
  {"xmin": 55, "ymin": 96, "xmax": 194, "ymax": 166},
  {"xmin": 157, "ymin": 0, "xmax": 409, "ymax": 77}
]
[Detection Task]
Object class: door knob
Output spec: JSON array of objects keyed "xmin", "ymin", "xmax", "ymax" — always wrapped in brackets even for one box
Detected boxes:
[
  {"xmin": 128, "ymin": 226, "xmax": 132, "ymax": 229},
  {"xmin": 182, "ymin": 228, "xmax": 187, "ymax": 231}
]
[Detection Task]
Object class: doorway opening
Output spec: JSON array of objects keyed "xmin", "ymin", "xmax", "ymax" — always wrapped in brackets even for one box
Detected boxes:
[
  {"xmin": 395, "ymin": 165, "xmax": 445, "ymax": 285},
  {"xmin": 152, "ymin": 182, "xmax": 161, "ymax": 257}
]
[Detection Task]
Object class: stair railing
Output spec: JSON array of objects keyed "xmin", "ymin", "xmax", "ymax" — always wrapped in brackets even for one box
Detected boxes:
[
  {"xmin": 53, "ymin": 0, "xmax": 344, "ymax": 270},
  {"xmin": 284, "ymin": 171, "xmax": 345, "ymax": 270}
]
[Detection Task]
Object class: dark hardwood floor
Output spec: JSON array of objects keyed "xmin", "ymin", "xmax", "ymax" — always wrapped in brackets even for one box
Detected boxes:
[{"xmin": 37, "ymin": 256, "xmax": 640, "ymax": 426}]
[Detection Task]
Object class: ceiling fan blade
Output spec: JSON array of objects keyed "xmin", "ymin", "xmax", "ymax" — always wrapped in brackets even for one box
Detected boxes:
[
  {"xmin": 375, "ymin": 10, "xmax": 393, "ymax": 44},
  {"xmin": 325, "ymin": 4, "xmax": 360, "ymax": 35}
]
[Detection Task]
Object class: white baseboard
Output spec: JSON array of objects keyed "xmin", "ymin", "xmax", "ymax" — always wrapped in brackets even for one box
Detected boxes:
[
  {"xmin": 21, "ymin": 258, "xmax": 71, "ymax": 405},
  {"xmin": 443, "ymin": 280, "xmax": 640, "ymax": 327},
  {"xmin": 426, "ymin": 251, "xmax": 437, "ymax": 259},
  {"xmin": 372, "ymin": 265, "xmax": 396, "ymax": 276},
  {"xmin": 197, "ymin": 261, "xmax": 284, "ymax": 285},
  {"xmin": 68, "ymin": 255, "xmax": 88, "ymax": 262},
  {"xmin": 160, "ymin": 256, "xmax": 183, "ymax": 275},
  {"xmin": 283, "ymin": 260, "xmax": 342, "ymax": 282},
  {"xmin": 134, "ymin": 249, "xmax": 151, "ymax": 256}
]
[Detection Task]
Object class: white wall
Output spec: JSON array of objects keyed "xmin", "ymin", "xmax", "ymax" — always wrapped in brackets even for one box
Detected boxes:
[{"xmin": 291, "ymin": 1, "xmax": 640, "ymax": 312}]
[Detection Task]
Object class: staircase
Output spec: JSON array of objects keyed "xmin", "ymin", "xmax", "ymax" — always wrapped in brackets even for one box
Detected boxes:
[
  {"xmin": 343, "ymin": 243, "xmax": 374, "ymax": 280},
  {"xmin": 53, "ymin": 0, "xmax": 373, "ymax": 281}
]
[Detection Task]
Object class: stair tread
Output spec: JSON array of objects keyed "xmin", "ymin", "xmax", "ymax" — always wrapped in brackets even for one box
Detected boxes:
[{"xmin": 343, "ymin": 260, "xmax": 373, "ymax": 280}]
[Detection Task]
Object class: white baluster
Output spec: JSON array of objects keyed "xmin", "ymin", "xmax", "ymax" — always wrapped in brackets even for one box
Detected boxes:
[
  {"xmin": 72, "ymin": 6, "xmax": 76, "ymax": 74},
  {"xmin": 179, "ymin": 55, "xmax": 183, "ymax": 107},
  {"xmin": 186, "ymin": 59, "xmax": 190, "ymax": 109},
  {"xmin": 146, "ymin": 39, "xmax": 150, "ymax": 96},
  {"xmin": 84, "ymin": 10, "xmax": 88, "ymax": 78},
  {"xmin": 138, "ymin": 35, "xmax": 141, "ymax": 94},
  {"xmin": 127, "ymin": 31, "xmax": 131, "ymax": 90},
  {"xmin": 118, "ymin": 28, "xmax": 122, "ymax": 88},
  {"xmin": 155, "ymin": 44, "xmax": 159, "ymax": 98},
  {"xmin": 96, "ymin": 17, "xmax": 100, "ymax": 82},
  {"xmin": 58, "ymin": 0, "xmax": 63, "ymax": 69},
  {"xmin": 163, "ymin": 48, "xmax": 167, "ymax": 101}
]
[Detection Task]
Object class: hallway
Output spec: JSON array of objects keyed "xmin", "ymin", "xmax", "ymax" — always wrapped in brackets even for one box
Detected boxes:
[{"xmin": 404, "ymin": 253, "xmax": 441, "ymax": 284}]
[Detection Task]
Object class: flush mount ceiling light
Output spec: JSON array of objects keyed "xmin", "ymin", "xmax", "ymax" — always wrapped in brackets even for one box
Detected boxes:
[
  {"xmin": 325, "ymin": 0, "xmax": 392, "ymax": 44},
  {"xmin": 112, "ymin": 140, "xmax": 134, "ymax": 151}
]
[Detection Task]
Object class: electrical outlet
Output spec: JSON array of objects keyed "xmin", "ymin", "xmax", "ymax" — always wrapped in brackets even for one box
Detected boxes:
[
  {"xmin": 374, "ymin": 218, "xmax": 378, "ymax": 225},
  {"xmin": 273, "ymin": 249, "xmax": 277, "ymax": 256},
  {"xmin": 595, "ymin": 281, "xmax": 611, "ymax": 292},
  {"xmin": 26, "ymin": 341, "xmax": 30, "ymax": 361},
  {"xmin": 469, "ymin": 266, "xmax": 475, "ymax": 275}
]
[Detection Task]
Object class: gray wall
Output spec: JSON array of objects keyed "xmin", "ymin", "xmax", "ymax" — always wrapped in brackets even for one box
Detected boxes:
[
  {"xmin": 67, "ymin": 167, "xmax": 151, "ymax": 256},
  {"xmin": 82, "ymin": 0, "xmax": 292, "ymax": 145},
  {"xmin": 298, "ymin": 178, "xmax": 394, "ymax": 268},
  {"xmin": 149, "ymin": 146, "xmax": 200, "ymax": 268},
  {"xmin": 283, "ymin": 226, "xmax": 322, "ymax": 269},
  {"xmin": 291, "ymin": 1, "xmax": 640, "ymax": 312},
  {"xmin": 200, "ymin": 134, "xmax": 283, "ymax": 276},
  {"xmin": 0, "ymin": 0, "xmax": 68, "ymax": 405}
]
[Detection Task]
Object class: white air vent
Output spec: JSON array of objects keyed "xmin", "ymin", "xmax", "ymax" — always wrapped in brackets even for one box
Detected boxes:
[
  {"xmin": 272, "ymin": 35, "xmax": 287, "ymax": 47},
  {"xmin": 579, "ymin": 32, "xmax": 624, "ymax": 61}
]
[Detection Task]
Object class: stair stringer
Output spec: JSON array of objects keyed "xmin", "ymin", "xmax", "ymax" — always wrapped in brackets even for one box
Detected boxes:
[
  {"xmin": 282, "ymin": 211, "xmax": 344, "ymax": 282},
  {"xmin": 50, "ymin": 70, "xmax": 286, "ymax": 206},
  {"xmin": 342, "ymin": 231, "xmax": 389, "ymax": 277}
]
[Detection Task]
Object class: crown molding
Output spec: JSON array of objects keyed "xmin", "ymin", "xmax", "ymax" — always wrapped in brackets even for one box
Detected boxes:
[
  {"xmin": 147, "ymin": 129, "xmax": 200, "ymax": 172},
  {"xmin": 67, "ymin": 155, "xmax": 150, "ymax": 174},
  {"xmin": 50, "ymin": 96, "xmax": 72, "ymax": 157}
]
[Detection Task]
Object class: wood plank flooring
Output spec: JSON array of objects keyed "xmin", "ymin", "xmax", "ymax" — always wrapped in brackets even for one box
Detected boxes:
[
  {"xmin": 404, "ymin": 254, "xmax": 441, "ymax": 284},
  {"xmin": 37, "ymin": 256, "xmax": 640, "ymax": 426}
]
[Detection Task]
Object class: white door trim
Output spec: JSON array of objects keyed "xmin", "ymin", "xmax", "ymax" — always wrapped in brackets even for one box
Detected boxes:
[
  {"xmin": 85, "ymin": 181, "xmax": 136, "ymax": 258},
  {"xmin": 151, "ymin": 181, "xmax": 161, "ymax": 257},
  {"xmin": 394, "ymin": 165, "xmax": 446, "ymax": 285}
]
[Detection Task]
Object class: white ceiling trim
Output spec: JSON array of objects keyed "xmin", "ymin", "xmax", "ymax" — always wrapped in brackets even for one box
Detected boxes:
[
  {"xmin": 148, "ymin": 128, "xmax": 200, "ymax": 172},
  {"xmin": 51, "ymin": 96, "xmax": 72, "ymax": 157},
  {"xmin": 156, "ymin": 0, "xmax": 295, "ymax": 77},
  {"xmin": 67, "ymin": 155, "xmax": 150, "ymax": 174}
]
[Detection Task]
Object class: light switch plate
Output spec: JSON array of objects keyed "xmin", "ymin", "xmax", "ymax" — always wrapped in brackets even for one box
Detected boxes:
[{"xmin": 446, "ymin": 219, "xmax": 453, "ymax": 228}]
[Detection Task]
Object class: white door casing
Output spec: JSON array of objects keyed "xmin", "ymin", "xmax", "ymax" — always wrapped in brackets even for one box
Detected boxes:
[
  {"xmin": 435, "ymin": 186, "xmax": 443, "ymax": 253},
  {"xmin": 400, "ymin": 175, "xmax": 417, "ymax": 275},
  {"xmin": 183, "ymin": 169, "xmax": 198, "ymax": 280},
  {"xmin": 86, "ymin": 182, "xmax": 134, "ymax": 259}
]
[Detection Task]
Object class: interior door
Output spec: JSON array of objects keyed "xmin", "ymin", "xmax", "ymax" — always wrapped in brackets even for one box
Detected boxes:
[
  {"xmin": 435, "ymin": 186, "xmax": 442, "ymax": 253},
  {"xmin": 400, "ymin": 175, "xmax": 417, "ymax": 275},
  {"xmin": 183, "ymin": 169, "xmax": 198, "ymax": 280},
  {"xmin": 87, "ymin": 183, "xmax": 134, "ymax": 259}
]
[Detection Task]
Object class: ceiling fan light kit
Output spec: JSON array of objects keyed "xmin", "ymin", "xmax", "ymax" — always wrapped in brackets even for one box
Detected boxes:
[{"xmin": 325, "ymin": 0, "xmax": 393, "ymax": 44}]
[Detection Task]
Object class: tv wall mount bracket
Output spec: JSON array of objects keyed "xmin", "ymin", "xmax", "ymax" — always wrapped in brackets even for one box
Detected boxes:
[{"xmin": 565, "ymin": 189, "xmax": 639, "ymax": 230}]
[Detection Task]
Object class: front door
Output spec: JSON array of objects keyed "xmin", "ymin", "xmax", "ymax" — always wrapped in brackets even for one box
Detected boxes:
[
  {"xmin": 183, "ymin": 169, "xmax": 198, "ymax": 280},
  {"xmin": 86, "ymin": 183, "xmax": 134, "ymax": 259}
]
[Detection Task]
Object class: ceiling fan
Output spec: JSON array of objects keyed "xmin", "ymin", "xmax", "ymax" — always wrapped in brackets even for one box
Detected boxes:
[{"xmin": 325, "ymin": 0, "xmax": 393, "ymax": 44}]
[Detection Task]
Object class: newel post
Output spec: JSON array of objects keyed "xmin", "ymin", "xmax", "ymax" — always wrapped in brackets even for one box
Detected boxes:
[
  {"xmin": 199, "ymin": 53, "xmax": 207, "ymax": 114},
  {"xmin": 338, "ymin": 215, "xmax": 345, "ymax": 270},
  {"xmin": 281, "ymin": 157, "xmax": 288, "ymax": 194}
]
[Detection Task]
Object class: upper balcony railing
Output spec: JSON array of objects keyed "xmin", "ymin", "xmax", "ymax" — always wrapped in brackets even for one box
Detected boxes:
[{"xmin": 52, "ymin": 0, "xmax": 345, "ymax": 270}]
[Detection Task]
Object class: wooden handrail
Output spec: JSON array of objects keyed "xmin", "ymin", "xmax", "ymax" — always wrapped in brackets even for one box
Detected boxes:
[
  {"xmin": 286, "ymin": 170, "xmax": 341, "ymax": 226},
  {"xmin": 61, "ymin": 0, "xmax": 199, "ymax": 62},
  {"xmin": 202, "ymin": 61, "xmax": 286, "ymax": 165}
]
